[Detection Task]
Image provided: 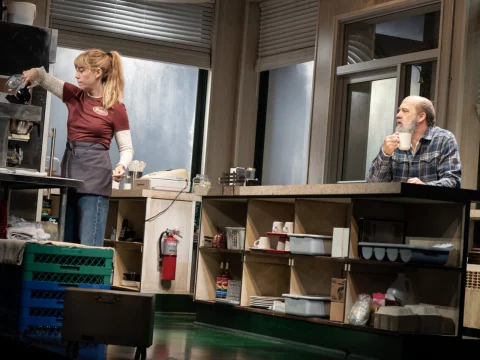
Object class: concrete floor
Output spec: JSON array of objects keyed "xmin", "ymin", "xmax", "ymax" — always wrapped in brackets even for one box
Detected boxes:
[{"xmin": 105, "ymin": 313, "xmax": 344, "ymax": 360}]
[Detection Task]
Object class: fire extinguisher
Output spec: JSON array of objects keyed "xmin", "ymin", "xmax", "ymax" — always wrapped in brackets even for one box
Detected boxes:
[{"xmin": 158, "ymin": 229, "xmax": 181, "ymax": 281}]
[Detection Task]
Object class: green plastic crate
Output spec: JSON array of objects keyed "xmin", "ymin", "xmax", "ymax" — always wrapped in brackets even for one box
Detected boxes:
[
  {"xmin": 25, "ymin": 244, "xmax": 113, "ymax": 259},
  {"xmin": 23, "ymin": 244, "xmax": 113, "ymax": 275},
  {"xmin": 22, "ymin": 271, "xmax": 110, "ymax": 285},
  {"xmin": 22, "ymin": 261, "xmax": 112, "ymax": 276}
]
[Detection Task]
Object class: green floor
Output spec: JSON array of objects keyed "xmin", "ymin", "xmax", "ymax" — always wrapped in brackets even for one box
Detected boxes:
[{"xmin": 106, "ymin": 313, "xmax": 345, "ymax": 360}]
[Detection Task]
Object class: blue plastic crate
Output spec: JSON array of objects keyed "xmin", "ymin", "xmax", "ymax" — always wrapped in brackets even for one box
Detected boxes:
[
  {"xmin": 37, "ymin": 341, "xmax": 106, "ymax": 360},
  {"xmin": 19, "ymin": 280, "xmax": 109, "ymax": 309},
  {"xmin": 19, "ymin": 306, "xmax": 64, "ymax": 326},
  {"xmin": 19, "ymin": 324, "xmax": 62, "ymax": 338}
]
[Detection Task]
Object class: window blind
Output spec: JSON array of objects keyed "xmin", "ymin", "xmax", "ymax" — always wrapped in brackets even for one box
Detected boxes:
[
  {"xmin": 256, "ymin": 0, "xmax": 319, "ymax": 72},
  {"xmin": 50, "ymin": 0, "xmax": 215, "ymax": 69}
]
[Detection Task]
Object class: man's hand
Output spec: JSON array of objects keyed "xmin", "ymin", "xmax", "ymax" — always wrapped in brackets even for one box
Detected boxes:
[
  {"xmin": 112, "ymin": 165, "xmax": 125, "ymax": 182},
  {"xmin": 407, "ymin": 178, "xmax": 424, "ymax": 185},
  {"xmin": 382, "ymin": 132, "xmax": 400, "ymax": 156}
]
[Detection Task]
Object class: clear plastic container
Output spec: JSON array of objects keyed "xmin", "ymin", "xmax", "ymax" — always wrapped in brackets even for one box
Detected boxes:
[{"xmin": 192, "ymin": 174, "xmax": 211, "ymax": 190}]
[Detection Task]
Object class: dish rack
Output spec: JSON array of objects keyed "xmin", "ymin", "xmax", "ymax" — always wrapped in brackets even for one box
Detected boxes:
[
  {"xmin": 358, "ymin": 242, "xmax": 453, "ymax": 265},
  {"xmin": 225, "ymin": 227, "xmax": 245, "ymax": 250}
]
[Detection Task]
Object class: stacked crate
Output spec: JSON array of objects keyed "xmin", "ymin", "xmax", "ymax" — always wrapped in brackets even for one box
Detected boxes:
[
  {"xmin": 0, "ymin": 243, "xmax": 114, "ymax": 359},
  {"xmin": 465, "ymin": 264, "xmax": 480, "ymax": 330}
]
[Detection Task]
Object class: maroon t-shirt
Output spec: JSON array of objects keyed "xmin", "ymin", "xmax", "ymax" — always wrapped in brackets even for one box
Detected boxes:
[{"xmin": 63, "ymin": 82, "xmax": 130, "ymax": 149}]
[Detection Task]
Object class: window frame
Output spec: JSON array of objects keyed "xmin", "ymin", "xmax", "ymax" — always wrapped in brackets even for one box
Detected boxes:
[{"xmin": 329, "ymin": 0, "xmax": 447, "ymax": 183}]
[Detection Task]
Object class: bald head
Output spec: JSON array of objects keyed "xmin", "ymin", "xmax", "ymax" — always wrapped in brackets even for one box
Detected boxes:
[{"xmin": 404, "ymin": 96, "xmax": 436, "ymax": 126}]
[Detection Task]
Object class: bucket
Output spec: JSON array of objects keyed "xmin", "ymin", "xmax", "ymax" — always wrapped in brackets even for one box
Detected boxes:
[{"xmin": 7, "ymin": 2, "xmax": 36, "ymax": 26}]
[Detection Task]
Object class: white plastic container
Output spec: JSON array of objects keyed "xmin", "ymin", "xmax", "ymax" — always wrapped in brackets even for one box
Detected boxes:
[
  {"xmin": 7, "ymin": 2, "xmax": 36, "ymax": 25},
  {"xmin": 283, "ymin": 294, "xmax": 331, "ymax": 317},
  {"xmin": 288, "ymin": 234, "xmax": 333, "ymax": 255},
  {"xmin": 225, "ymin": 227, "xmax": 245, "ymax": 250}
]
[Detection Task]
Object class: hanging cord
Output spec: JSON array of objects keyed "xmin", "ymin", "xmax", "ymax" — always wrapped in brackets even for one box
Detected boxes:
[{"xmin": 145, "ymin": 181, "xmax": 189, "ymax": 222}]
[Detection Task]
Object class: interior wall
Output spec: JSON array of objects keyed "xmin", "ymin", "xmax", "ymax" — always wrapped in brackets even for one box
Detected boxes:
[
  {"xmin": 202, "ymin": 0, "xmax": 246, "ymax": 184},
  {"xmin": 444, "ymin": 0, "xmax": 480, "ymax": 190}
]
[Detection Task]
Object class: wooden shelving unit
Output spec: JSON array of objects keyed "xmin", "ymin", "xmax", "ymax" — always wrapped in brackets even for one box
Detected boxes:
[{"xmin": 194, "ymin": 184, "xmax": 478, "ymax": 337}]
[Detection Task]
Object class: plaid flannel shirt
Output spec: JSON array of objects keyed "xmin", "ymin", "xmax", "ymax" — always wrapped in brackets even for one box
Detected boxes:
[{"xmin": 366, "ymin": 126, "xmax": 461, "ymax": 188}]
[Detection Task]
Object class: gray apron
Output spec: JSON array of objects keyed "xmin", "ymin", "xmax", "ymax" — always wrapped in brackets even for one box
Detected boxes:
[{"xmin": 61, "ymin": 140, "xmax": 112, "ymax": 197}]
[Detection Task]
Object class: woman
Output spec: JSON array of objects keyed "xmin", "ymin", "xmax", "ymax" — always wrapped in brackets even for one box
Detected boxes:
[{"xmin": 22, "ymin": 49, "xmax": 134, "ymax": 247}]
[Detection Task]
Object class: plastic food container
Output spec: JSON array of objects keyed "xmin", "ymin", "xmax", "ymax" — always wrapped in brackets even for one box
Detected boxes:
[
  {"xmin": 288, "ymin": 234, "xmax": 333, "ymax": 255},
  {"xmin": 282, "ymin": 294, "xmax": 331, "ymax": 317}
]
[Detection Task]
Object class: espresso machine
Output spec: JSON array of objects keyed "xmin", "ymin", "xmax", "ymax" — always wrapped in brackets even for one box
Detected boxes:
[{"xmin": 0, "ymin": 21, "xmax": 58, "ymax": 220}]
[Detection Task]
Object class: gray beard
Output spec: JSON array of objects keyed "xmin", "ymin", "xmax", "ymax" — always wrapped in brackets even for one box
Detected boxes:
[{"xmin": 396, "ymin": 118, "xmax": 417, "ymax": 133}]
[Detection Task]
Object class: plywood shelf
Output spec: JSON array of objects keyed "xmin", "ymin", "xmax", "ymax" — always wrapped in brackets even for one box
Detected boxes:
[
  {"xmin": 115, "ymin": 241, "xmax": 143, "ymax": 252},
  {"xmin": 111, "ymin": 285, "xmax": 140, "ymax": 292},
  {"xmin": 244, "ymin": 250, "xmax": 290, "ymax": 258},
  {"xmin": 347, "ymin": 258, "xmax": 462, "ymax": 272},
  {"xmin": 199, "ymin": 247, "xmax": 243, "ymax": 254},
  {"xmin": 196, "ymin": 195, "xmax": 469, "ymax": 337}
]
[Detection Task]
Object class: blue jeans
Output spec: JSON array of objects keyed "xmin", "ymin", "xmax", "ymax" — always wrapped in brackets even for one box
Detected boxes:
[{"xmin": 65, "ymin": 190, "xmax": 109, "ymax": 247}]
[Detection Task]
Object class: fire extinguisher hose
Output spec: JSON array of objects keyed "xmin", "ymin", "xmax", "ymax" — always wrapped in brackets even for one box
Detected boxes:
[{"xmin": 158, "ymin": 231, "xmax": 168, "ymax": 268}]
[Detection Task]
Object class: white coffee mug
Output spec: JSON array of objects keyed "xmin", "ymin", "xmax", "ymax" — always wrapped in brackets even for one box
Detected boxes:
[
  {"xmin": 398, "ymin": 132, "xmax": 412, "ymax": 151},
  {"xmin": 283, "ymin": 222, "xmax": 294, "ymax": 234},
  {"xmin": 285, "ymin": 240, "xmax": 291, "ymax": 252},
  {"xmin": 272, "ymin": 221, "xmax": 284, "ymax": 233},
  {"xmin": 277, "ymin": 239, "xmax": 285, "ymax": 251},
  {"xmin": 254, "ymin": 237, "xmax": 270, "ymax": 249}
]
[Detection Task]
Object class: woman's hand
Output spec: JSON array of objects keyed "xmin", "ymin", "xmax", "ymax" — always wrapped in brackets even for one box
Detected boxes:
[
  {"xmin": 112, "ymin": 165, "xmax": 126, "ymax": 182},
  {"xmin": 22, "ymin": 69, "xmax": 40, "ymax": 88}
]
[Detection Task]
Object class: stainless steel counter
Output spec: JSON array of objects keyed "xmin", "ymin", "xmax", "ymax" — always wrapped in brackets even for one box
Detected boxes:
[{"xmin": 0, "ymin": 173, "xmax": 83, "ymax": 242}]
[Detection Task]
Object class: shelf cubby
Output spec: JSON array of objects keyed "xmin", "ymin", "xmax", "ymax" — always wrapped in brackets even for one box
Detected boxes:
[
  {"xmin": 245, "ymin": 199, "xmax": 295, "ymax": 249},
  {"xmin": 290, "ymin": 256, "xmax": 345, "ymax": 296},
  {"xmin": 195, "ymin": 248, "xmax": 243, "ymax": 301},
  {"xmin": 295, "ymin": 199, "xmax": 350, "ymax": 236},
  {"xmin": 240, "ymin": 253, "xmax": 290, "ymax": 306},
  {"xmin": 350, "ymin": 199, "xmax": 464, "ymax": 266},
  {"xmin": 200, "ymin": 199, "xmax": 248, "ymax": 246},
  {"xmin": 117, "ymin": 199, "xmax": 146, "ymax": 241},
  {"xmin": 346, "ymin": 263, "xmax": 459, "ymax": 334}
]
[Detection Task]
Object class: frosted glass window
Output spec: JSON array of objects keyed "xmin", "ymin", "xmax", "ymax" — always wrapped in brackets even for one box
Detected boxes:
[
  {"xmin": 262, "ymin": 62, "xmax": 314, "ymax": 185},
  {"xmin": 48, "ymin": 47, "xmax": 199, "ymax": 177}
]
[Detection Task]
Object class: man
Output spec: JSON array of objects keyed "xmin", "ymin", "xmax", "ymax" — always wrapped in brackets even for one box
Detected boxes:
[{"xmin": 366, "ymin": 95, "xmax": 461, "ymax": 188}]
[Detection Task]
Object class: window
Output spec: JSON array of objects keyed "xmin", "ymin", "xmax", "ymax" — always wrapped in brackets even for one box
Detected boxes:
[
  {"xmin": 334, "ymin": 3, "xmax": 441, "ymax": 183},
  {"xmin": 48, "ymin": 47, "xmax": 206, "ymax": 179},
  {"xmin": 344, "ymin": 8, "xmax": 440, "ymax": 65},
  {"xmin": 254, "ymin": 61, "xmax": 314, "ymax": 185},
  {"xmin": 342, "ymin": 76, "xmax": 397, "ymax": 181}
]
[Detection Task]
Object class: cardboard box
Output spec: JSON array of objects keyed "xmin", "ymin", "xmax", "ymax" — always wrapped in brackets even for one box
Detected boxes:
[
  {"xmin": 330, "ymin": 278, "xmax": 346, "ymax": 322},
  {"xmin": 373, "ymin": 306, "xmax": 420, "ymax": 333}
]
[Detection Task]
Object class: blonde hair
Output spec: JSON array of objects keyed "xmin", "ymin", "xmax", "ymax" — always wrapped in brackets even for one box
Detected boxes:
[{"xmin": 74, "ymin": 49, "xmax": 124, "ymax": 109}]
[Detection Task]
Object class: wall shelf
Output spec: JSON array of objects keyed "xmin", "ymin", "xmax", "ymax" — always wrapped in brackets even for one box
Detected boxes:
[
  {"xmin": 195, "ymin": 186, "xmax": 474, "ymax": 339},
  {"xmin": 199, "ymin": 247, "xmax": 243, "ymax": 254}
]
